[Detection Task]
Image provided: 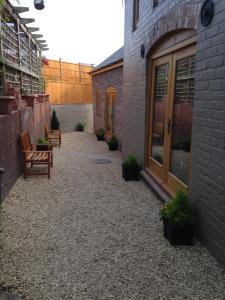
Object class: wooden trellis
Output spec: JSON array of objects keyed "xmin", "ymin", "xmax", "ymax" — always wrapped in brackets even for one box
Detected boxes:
[{"xmin": 0, "ymin": 0, "xmax": 45, "ymax": 95}]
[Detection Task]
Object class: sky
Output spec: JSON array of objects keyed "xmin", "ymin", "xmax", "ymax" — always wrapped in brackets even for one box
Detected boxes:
[{"xmin": 10, "ymin": 0, "xmax": 125, "ymax": 66}]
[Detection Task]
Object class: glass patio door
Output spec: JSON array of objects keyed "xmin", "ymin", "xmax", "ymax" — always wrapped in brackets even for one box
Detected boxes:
[{"xmin": 147, "ymin": 45, "xmax": 196, "ymax": 194}]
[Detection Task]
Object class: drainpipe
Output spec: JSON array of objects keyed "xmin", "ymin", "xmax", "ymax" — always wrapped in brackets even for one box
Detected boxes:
[{"xmin": 0, "ymin": 167, "xmax": 5, "ymax": 202}]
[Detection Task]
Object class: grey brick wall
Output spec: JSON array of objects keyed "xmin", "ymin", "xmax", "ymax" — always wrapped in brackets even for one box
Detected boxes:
[
  {"xmin": 123, "ymin": 0, "xmax": 225, "ymax": 267},
  {"xmin": 191, "ymin": 0, "xmax": 225, "ymax": 267},
  {"xmin": 92, "ymin": 66, "xmax": 123, "ymax": 148},
  {"xmin": 122, "ymin": 0, "xmax": 201, "ymax": 165}
]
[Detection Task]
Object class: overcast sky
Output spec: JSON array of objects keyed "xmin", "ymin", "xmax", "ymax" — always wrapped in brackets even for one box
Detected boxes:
[{"xmin": 11, "ymin": 0, "xmax": 125, "ymax": 65}]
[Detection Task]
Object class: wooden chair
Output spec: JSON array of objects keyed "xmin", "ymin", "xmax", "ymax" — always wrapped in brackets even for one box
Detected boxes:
[
  {"xmin": 45, "ymin": 124, "xmax": 61, "ymax": 147},
  {"xmin": 20, "ymin": 131, "xmax": 53, "ymax": 179}
]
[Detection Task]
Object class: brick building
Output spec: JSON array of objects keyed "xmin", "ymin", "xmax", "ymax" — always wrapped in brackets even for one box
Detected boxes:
[
  {"xmin": 90, "ymin": 47, "xmax": 123, "ymax": 146},
  {"xmin": 122, "ymin": 0, "xmax": 225, "ymax": 266}
]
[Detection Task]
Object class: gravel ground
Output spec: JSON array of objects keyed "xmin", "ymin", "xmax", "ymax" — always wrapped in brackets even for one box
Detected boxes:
[{"xmin": 1, "ymin": 132, "xmax": 225, "ymax": 300}]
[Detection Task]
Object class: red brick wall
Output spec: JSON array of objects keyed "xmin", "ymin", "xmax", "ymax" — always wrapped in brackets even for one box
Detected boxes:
[
  {"xmin": 92, "ymin": 66, "xmax": 123, "ymax": 148},
  {"xmin": 0, "ymin": 101, "xmax": 50, "ymax": 201}
]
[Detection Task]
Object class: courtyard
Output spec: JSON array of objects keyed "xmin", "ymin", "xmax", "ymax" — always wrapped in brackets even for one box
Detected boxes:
[{"xmin": 0, "ymin": 133, "xmax": 225, "ymax": 300}]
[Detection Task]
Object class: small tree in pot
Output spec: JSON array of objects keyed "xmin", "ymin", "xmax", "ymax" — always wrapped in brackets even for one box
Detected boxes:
[
  {"xmin": 96, "ymin": 128, "xmax": 105, "ymax": 141},
  {"xmin": 160, "ymin": 190, "xmax": 194, "ymax": 246},
  {"xmin": 107, "ymin": 135, "xmax": 118, "ymax": 151},
  {"xmin": 122, "ymin": 155, "xmax": 140, "ymax": 181},
  {"xmin": 75, "ymin": 121, "xmax": 85, "ymax": 132},
  {"xmin": 51, "ymin": 109, "xmax": 60, "ymax": 130}
]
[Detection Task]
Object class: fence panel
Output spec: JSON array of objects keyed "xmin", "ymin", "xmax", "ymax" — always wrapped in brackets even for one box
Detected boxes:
[{"xmin": 43, "ymin": 60, "xmax": 94, "ymax": 104}]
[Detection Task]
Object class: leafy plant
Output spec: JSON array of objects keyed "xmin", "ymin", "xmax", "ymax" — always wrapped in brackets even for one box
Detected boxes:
[
  {"xmin": 107, "ymin": 134, "xmax": 118, "ymax": 147},
  {"xmin": 20, "ymin": 88, "xmax": 27, "ymax": 96},
  {"xmin": 160, "ymin": 190, "xmax": 193, "ymax": 227},
  {"xmin": 123, "ymin": 155, "xmax": 139, "ymax": 167},
  {"xmin": 0, "ymin": 0, "xmax": 5, "ymax": 12},
  {"xmin": 96, "ymin": 128, "xmax": 105, "ymax": 138},
  {"xmin": 0, "ymin": 57, "xmax": 5, "ymax": 66},
  {"xmin": 37, "ymin": 138, "xmax": 47, "ymax": 144},
  {"xmin": 41, "ymin": 56, "xmax": 49, "ymax": 66},
  {"xmin": 51, "ymin": 109, "xmax": 60, "ymax": 130},
  {"xmin": 75, "ymin": 121, "xmax": 85, "ymax": 131}
]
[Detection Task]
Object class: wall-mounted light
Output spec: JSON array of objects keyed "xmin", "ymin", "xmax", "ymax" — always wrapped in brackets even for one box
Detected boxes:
[
  {"xmin": 201, "ymin": 0, "xmax": 214, "ymax": 27},
  {"xmin": 153, "ymin": 0, "xmax": 158, "ymax": 9},
  {"xmin": 34, "ymin": 0, "xmax": 45, "ymax": 10}
]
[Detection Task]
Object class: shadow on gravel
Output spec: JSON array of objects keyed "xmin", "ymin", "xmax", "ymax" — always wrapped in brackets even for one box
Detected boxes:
[{"xmin": 0, "ymin": 285, "xmax": 23, "ymax": 300}]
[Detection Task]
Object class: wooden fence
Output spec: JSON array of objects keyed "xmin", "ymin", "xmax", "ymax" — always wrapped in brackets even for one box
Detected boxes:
[{"xmin": 42, "ymin": 59, "xmax": 94, "ymax": 104}]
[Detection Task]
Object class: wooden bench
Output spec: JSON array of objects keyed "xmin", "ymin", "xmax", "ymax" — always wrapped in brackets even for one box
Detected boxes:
[
  {"xmin": 45, "ymin": 124, "xmax": 61, "ymax": 147},
  {"xmin": 20, "ymin": 131, "xmax": 53, "ymax": 179}
]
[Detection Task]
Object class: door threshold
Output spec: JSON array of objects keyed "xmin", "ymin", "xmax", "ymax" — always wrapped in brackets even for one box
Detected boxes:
[{"xmin": 141, "ymin": 170, "xmax": 170, "ymax": 203}]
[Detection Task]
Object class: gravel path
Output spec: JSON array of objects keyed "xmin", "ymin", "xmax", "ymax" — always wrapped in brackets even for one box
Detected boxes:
[{"xmin": 1, "ymin": 132, "xmax": 225, "ymax": 300}]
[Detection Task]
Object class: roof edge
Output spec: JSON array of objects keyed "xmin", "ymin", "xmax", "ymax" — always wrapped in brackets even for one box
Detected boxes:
[{"xmin": 89, "ymin": 58, "xmax": 123, "ymax": 75}]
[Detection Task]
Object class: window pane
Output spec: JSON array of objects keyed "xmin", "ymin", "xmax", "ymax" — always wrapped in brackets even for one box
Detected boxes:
[
  {"xmin": 151, "ymin": 63, "xmax": 168, "ymax": 165},
  {"xmin": 170, "ymin": 55, "xmax": 196, "ymax": 184}
]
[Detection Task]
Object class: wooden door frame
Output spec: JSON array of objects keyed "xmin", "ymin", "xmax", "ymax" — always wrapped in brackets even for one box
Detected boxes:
[
  {"xmin": 147, "ymin": 54, "xmax": 173, "ymax": 182},
  {"xmin": 145, "ymin": 37, "xmax": 197, "ymax": 196},
  {"xmin": 166, "ymin": 44, "xmax": 196, "ymax": 193},
  {"xmin": 105, "ymin": 88, "xmax": 116, "ymax": 139}
]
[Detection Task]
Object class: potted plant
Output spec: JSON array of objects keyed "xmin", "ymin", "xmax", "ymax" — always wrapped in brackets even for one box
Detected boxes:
[
  {"xmin": 107, "ymin": 135, "xmax": 118, "ymax": 151},
  {"xmin": 96, "ymin": 128, "xmax": 105, "ymax": 141},
  {"xmin": 51, "ymin": 109, "xmax": 60, "ymax": 130},
  {"xmin": 122, "ymin": 155, "xmax": 140, "ymax": 181},
  {"xmin": 75, "ymin": 121, "xmax": 85, "ymax": 132},
  {"xmin": 36, "ymin": 138, "xmax": 50, "ymax": 151},
  {"xmin": 160, "ymin": 190, "xmax": 194, "ymax": 246}
]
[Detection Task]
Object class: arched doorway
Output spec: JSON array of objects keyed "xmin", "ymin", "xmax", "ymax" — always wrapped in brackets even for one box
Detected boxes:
[
  {"xmin": 106, "ymin": 87, "xmax": 116, "ymax": 138},
  {"xmin": 146, "ymin": 32, "xmax": 197, "ymax": 195}
]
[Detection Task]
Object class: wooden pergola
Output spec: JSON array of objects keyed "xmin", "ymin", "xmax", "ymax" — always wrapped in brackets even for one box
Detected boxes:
[{"xmin": 0, "ymin": 0, "xmax": 48, "ymax": 95}]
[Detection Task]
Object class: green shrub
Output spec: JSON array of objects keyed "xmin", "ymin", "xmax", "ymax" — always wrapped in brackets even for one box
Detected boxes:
[
  {"xmin": 51, "ymin": 109, "xmax": 60, "ymax": 130},
  {"xmin": 160, "ymin": 190, "xmax": 193, "ymax": 227},
  {"xmin": 37, "ymin": 138, "xmax": 47, "ymax": 144},
  {"xmin": 75, "ymin": 121, "xmax": 85, "ymax": 131},
  {"xmin": 123, "ymin": 155, "xmax": 139, "ymax": 167},
  {"xmin": 107, "ymin": 134, "xmax": 118, "ymax": 147},
  {"xmin": 96, "ymin": 128, "xmax": 105, "ymax": 138}
]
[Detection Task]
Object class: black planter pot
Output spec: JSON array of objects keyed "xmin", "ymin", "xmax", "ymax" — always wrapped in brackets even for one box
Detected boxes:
[
  {"xmin": 163, "ymin": 218, "xmax": 194, "ymax": 246},
  {"xmin": 36, "ymin": 144, "xmax": 49, "ymax": 151},
  {"xmin": 122, "ymin": 164, "xmax": 140, "ymax": 181},
  {"xmin": 108, "ymin": 143, "xmax": 118, "ymax": 151},
  {"xmin": 97, "ymin": 136, "xmax": 105, "ymax": 141}
]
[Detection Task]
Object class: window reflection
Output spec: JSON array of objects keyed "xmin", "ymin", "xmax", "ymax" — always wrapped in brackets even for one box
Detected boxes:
[
  {"xmin": 170, "ymin": 55, "xmax": 196, "ymax": 184},
  {"xmin": 151, "ymin": 63, "xmax": 168, "ymax": 165}
]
